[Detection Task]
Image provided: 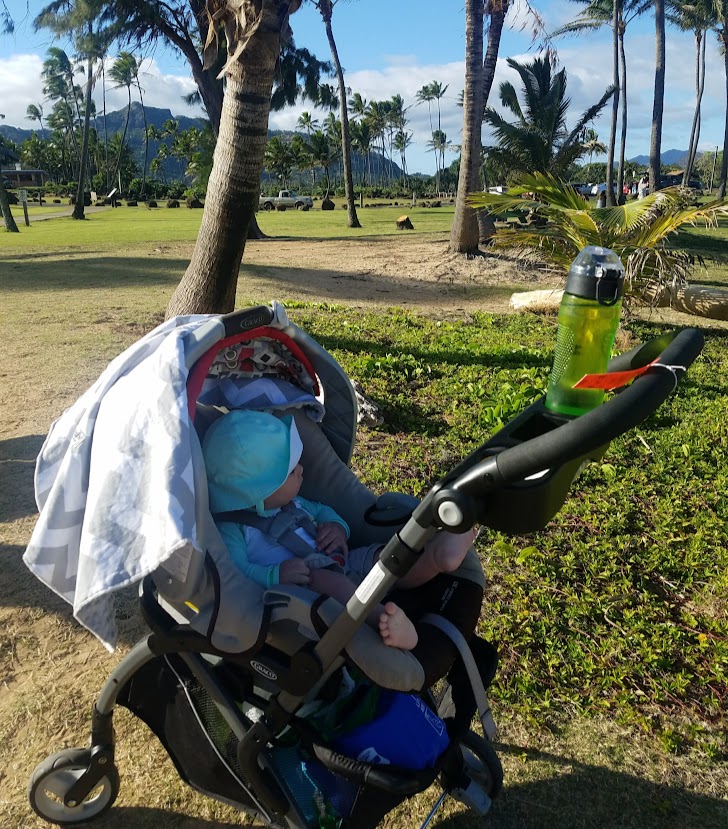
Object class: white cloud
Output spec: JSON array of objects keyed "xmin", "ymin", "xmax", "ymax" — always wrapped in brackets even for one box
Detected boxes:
[
  {"xmin": 3, "ymin": 26, "xmax": 726, "ymax": 177},
  {"xmin": 0, "ymin": 53, "xmax": 204, "ymax": 131}
]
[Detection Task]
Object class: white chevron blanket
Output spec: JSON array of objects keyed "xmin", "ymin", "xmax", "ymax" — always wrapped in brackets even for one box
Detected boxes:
[{"xmin": 23, "ymin": 314, "xmax": 218, "ymax": 651}]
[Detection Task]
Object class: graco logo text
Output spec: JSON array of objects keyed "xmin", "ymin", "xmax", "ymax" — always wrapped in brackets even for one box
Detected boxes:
[{"xmin": 250, "ymin": 660, "xmax": 277, "ymax": 681}]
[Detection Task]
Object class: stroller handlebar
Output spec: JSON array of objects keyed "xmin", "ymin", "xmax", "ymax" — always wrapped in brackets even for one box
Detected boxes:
[{"xmin": 410, "ymin": 327, "xmax": 704, "ymax": 534}]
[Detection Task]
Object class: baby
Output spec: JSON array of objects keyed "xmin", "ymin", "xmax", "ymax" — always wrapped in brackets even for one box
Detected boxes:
[{"xmin": 202, "ymin": 410, "xmax": 475, "ymax": 650}]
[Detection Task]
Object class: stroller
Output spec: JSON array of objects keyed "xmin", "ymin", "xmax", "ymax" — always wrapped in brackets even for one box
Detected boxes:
[{"xmin": 24, "ymin": 303, "xmax": 703, "ymax": 829}]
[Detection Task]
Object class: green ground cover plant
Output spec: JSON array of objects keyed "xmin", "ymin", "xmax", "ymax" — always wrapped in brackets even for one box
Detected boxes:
[{"xmin": 287, "ymin": 305, "xmax": 728, "ymax": 760}]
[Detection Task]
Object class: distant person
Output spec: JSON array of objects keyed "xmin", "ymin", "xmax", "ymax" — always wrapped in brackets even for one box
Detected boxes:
[{"xmin": 638, "ymin": 176, "xmax": 649, "ymax": 200}]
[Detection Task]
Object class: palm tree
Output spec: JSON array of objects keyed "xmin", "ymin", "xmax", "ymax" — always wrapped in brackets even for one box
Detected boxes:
[
  {"xmin": 552, "ymin": 1, "xmax": 651, "ymax": 203},
  {"xmin": 393, "ymin": 129, "xmax": 412, "ymax": 187},
  {"xmin": 668, "ymin": 1, "xmax": 712, "ymax": 186},
  {"xmin": 35, "ymin": 3, "xmax": 109, "ymax": 220},
  {"xmin": 428, "ymin": 130, "xmax": 451, "ymax": 190},
  {"xmin": 26, "ymin": 104, "xmax": 47, "ymax": 139},
  {"xmin": 416, "ymin": 82, "xmax": 438, "ymax": 185},
  {"xmin": 41, "ymin": 47, "xmax": 81, "ymax": 176},
  {"xmin": 650, "ymin": 0, "xmax": 666, "ymax": 195},
  {"xmin": 167, "ymin": 0, "xmax": 304, "ymax": 317},
  {"xmin": 709, "ymin": 2, "xmax": 728, "ymax": 198},
  {"xmin": 108, "ymin": 52, "xmax": 135, "ymax": 192},
  {"xmin": 350, "ymin": 119, "xmax": 372, "ymax": 187},
  {"xmin": 311, "ymin": 0, "xmax": 361, "ymax": 228},
  {"xmin": 0, "ymin": 114, "xmax": 20, "ymax": 233},
  {"xmin": 297, "ymin": 110, "xmax": 319, "ymax": 190},
  {"xmin": 582, "ymin": 127, "xmax": 607, "ymax": 166},
  {"xmin": 348, "ymin": 91, "xmax": 367, "ymax": 120},
  {"xmin": 468, "ymin": 171, "xmax": 728, "ymax": 296},
  {"xmin": 308, "ymin": 129, "xmax": 336, "ymax": 196},
  {"xmin": 127, "ymin": 53, "xmax": 150, "ymax": 196},
  {"xmin": 450, "ymin": 0, "xmax": 485, "ymax": 253},
  {"xmin": 264, "ymin": 136, "xmax": 296, "ymax": 187},
  {"xmin": 483, "ymin": 55, "xmax": 616, "ymax": 178}
]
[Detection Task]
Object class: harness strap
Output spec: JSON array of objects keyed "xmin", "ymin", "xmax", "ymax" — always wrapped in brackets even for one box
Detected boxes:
[{"xmin": 213, "ymin": 501, "xmax": 319, "ymax": 558}]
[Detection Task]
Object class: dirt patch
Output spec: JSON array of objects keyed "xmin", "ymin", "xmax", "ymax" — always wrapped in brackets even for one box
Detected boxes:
[{"xmin": 235, "ymin": 234, "xmax": 554, "ymax": 314}]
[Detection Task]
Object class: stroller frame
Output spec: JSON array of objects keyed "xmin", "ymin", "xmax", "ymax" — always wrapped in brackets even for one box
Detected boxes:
[{"xmin": 26, "ymin": 306, "xmax": 704, "ymax": 828}]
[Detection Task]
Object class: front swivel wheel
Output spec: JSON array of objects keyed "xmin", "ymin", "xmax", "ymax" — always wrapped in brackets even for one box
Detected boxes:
[{"xmin": 28, "ymin": 748, "xmax": 119, "ymax": 825}]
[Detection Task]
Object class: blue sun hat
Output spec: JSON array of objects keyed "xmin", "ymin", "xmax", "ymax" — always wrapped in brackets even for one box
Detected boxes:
[{"xmin": 202, "ymin": 410, "xmax": 303, "ymax": 516}]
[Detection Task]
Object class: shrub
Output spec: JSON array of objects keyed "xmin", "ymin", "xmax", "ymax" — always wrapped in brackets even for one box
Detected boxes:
[
  {"xmin": 147, "ymin": 200, "xmax": 158, "ymax": 208},
  {"xmin": 167, "ymin": 199, "xmax": 180, "ymax": 208},
  {"xmin": 186, "ymin": 196, "xmax": 203, "ymax": 209}
]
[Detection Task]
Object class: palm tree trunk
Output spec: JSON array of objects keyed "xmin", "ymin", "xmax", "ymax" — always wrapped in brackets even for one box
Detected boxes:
[
  {"xmin": 73, "ymin": 52, "xmax": 94, "ymax": 220},
  {"xmin": 0, "ymin": 180, "xmax": 20, "ymax": 232},
  {"xmin": 450, "ymin": 0, "xmax": 484, "ymax": 253},
  {"xmin": 165, "ymin": 2, "xmax": 287, "ymax": 318},
  {"xmin": 684, "ymin": 31, "xmax": 706, "ymax": 184},
  {"xmin": 649, "ymin": 0, "xmax": 666, "ymax": 195},
  {"xmin": 322, "ymin": 11, "xmax": 360, "ymax": 228},
  {"xmin": 718, "ymin": 29, "xmax": 728, "ymax": 199},
  {"xmin": 102, "ymin": 62, "xmax": 109, "ymax": 192},
  {"xmin": 606, "ymin": 0, "xmax": 620, "ymax": 206},
  {"xmin": 617, "ymin": 22, "xmax": 628, "ymax": 199},
  {"xmin": 112, "ymin": 89, "xmax": 132, "ymax": 195},
  {"xmin": 477, "ymin": 3, "xmax": 508, "ymax": 243},
  {"xmin": 138, "ymin": 83, "xmax": 149, "ymax": 196}
]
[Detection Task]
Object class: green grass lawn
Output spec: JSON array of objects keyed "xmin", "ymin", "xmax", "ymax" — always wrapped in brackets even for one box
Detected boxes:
[{"xmin": 1, "ymin": 202, "xmax": 455, "ymax": 249}]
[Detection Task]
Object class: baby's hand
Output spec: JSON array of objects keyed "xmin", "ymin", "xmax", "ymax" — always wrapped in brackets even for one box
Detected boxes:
[
  {"xmin": 316, "ymin": 522, "xmax": 348, "ymax": 555},
  {"xmin": 279, "ymin": 558, "xmax": 311, "ymax": 585}
]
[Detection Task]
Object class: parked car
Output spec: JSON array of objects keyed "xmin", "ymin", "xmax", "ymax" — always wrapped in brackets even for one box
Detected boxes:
[
  {"xmin": 258, "ymin": 190, "xmax": 313, "ymax": 211},
  {"xmin": 569, "ymin": 182, "xmax": 592, "ymax": 196}
]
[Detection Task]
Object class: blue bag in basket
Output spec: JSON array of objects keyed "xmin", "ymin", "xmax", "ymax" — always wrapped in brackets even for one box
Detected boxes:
[{"xmin": 330, "ymin": 690, "xmax": 449, "ymax": 769}]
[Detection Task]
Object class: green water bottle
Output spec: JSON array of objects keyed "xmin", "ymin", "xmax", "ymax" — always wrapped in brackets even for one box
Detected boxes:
[{"xmin": 544, "ymin": 245, "xmax": 625, "ymax": 417}]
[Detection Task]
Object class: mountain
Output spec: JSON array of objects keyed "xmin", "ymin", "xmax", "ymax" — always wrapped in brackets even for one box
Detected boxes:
[
  {"xmin": 628, "ymin": 149, "xmax": 688, "ymax": 167},
  {"xmin": 1, "ymin": 101, "xmax": 404, "ymax": 183}
]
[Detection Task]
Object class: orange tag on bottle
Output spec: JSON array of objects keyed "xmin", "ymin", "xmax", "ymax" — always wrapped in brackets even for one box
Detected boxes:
[{"xmin": 573, "ymin": 359, "xmax": 659, "ymax": 390}]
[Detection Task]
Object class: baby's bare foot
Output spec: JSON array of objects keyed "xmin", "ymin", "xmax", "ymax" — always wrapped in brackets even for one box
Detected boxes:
[
  {"xmin": 430, "ymin": 528, "xmax": 477, "ymax": 573},
  {"xmin": 378, "ymin": 602, "xmax": 418, "ymax": 650}
]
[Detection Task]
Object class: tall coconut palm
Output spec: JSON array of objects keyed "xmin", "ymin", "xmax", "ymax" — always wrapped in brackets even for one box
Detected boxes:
[
  {"xmin": 308, "ymin": 129, "xmax": 336, "ymax": 196},
  {"xmin": 483, "ymin": 55, "xmax": 616, "ymax": 178},
  {"xmin": 668, "ymin": 1, "xmax": 712, "ymax": 185},
  {"xmin": 0, "ymin": 115, "xmax": 19, "ymax": 233},
  {"xmin": 450, "ymin": 0, "xmax": 485, "ymax": 253},
  {"xmin": 297, "ymin": 110, "xmax": 319, "ymax": 190},
  {"xmin": 25, "ymin": 104, "xmax": 47, "ymax": 139},
  {"xmin": 350, "ymin": 119, "xmax": 372, "ymax": 187},
  {"xmin": 35, "ymin": 3, "xmax": 109, "ymax": 220},
  {"xmin": 310, "ymin": 0, "xmax": 361, "ymax": 228},
  {"xmin": 708, "ymin": 2, "xmax": 728, "ymax": 198},
  {"xmin": 41, "ymin": 47, "xmax": 81, "ymax": 176},
  {"xmin": 127, "ymin": 53, "xmax": 150, "ymax": 195},
  {"xmin": 416, "ymin": 82, "xmax": 439, "ymax": 185},
  {"xmin": 108, "ymin": 52, "xmax": 135, "ymax": 192},
  {"xmin": 393, "ymin": 129, "xmax": 412, "ymax": 187},
  {"xmin": 650, "ymin": 0, "xmax": 666, "ymax": 195},
  {"xmin": 166, "ymin": 0, "xmax": 304, "ymax": 318},
  {"xmin": 553, "ymin": 2, "xmax": 651, "ymax": 203}
]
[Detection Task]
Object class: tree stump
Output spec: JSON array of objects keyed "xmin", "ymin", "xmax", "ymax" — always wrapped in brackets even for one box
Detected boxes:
[{"xmin": 396, "ymin": 215, "xmax": 414, "ymax": 230}]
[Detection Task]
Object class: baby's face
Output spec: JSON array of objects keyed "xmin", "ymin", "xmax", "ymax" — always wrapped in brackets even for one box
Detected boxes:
[{"xmin": 263, "ymin": 463, "xmax": 303, "ymax": 509}]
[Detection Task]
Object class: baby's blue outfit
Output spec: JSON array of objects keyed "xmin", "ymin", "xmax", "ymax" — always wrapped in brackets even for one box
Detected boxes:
[
  {"xmin": 215, "ymin": 496, "xmax": 348, "ymax": 588},
  {"xmin": 202, "ymin": 410, "xmax": 349, "ymax": 589}
]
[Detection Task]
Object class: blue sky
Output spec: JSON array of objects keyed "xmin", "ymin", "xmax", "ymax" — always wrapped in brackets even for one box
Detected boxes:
[{"xmin": 1, "ymin": 1, "xmax": 725, "ymax": 176}]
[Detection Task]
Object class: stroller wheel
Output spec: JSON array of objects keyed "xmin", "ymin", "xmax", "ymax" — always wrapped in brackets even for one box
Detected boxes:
[
  {"xmin": 28, "ymin": 748, "xmax": 120, "ymax": 825},
  {"xmin": 460, "ymin": 730, "xmax": 503, "ymax": 798}
]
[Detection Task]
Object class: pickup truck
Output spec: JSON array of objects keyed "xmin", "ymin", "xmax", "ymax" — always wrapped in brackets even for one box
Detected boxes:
[{"xmin": 259, "ymin": 190, "xmax": 313, "ymax": 211}]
